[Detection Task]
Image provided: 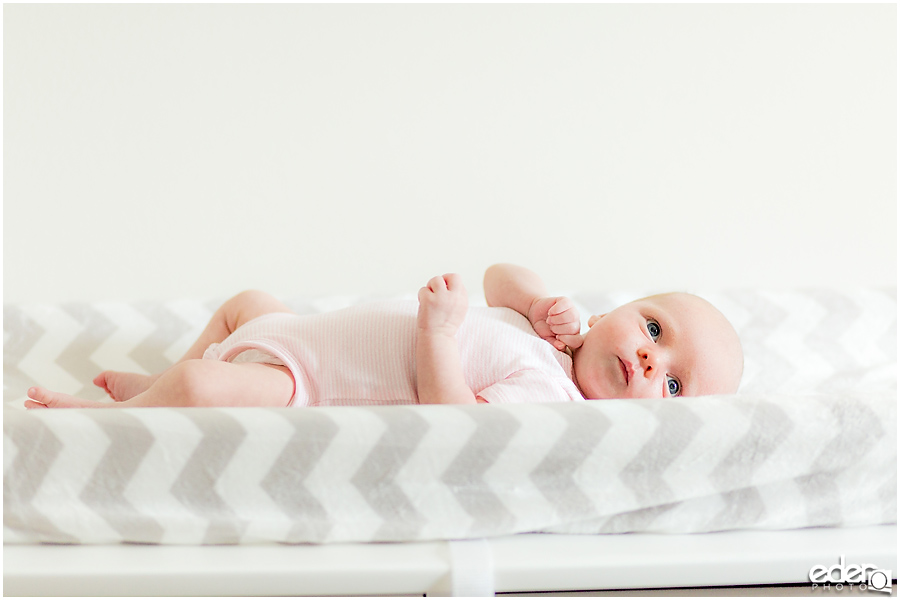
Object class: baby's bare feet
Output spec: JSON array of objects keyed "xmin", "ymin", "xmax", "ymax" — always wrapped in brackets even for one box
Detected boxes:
[
  {"xmin": 26, "ymin": 387, "xmax": 112, "ymax": 409},
  {"xmin": 93, "ymin": 371, "xmax": 159, "ymax": 402}
]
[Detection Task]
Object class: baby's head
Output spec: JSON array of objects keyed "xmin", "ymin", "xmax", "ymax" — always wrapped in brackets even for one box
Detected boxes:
[{"xmin": 571, "ymin": 292, "xmax": 742, "ymax": 399}]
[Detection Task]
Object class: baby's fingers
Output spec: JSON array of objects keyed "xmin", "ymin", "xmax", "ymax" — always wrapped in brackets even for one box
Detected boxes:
[
  {"xmin": 546, "ymin": 318, "xmax": 580, "ymax": 337},
  {"xmin": 549, "ymin": 339, "xmax": 567, "ymax": 351},
  {"xmin": 546, "ymin": 307, "xmax": 581, "ymax": 335},
  {"xmin": 425, "ymin": 273, "xmax": 466, "ymax": 295},
  {"xmin": 556, "ymin": 333, "xmax": 584, "ymax": 350},
  {"xmin": 547, "ymin": 297, "xmax": 576, "ymax": 317},
  {"xmin": 426, "ymin": 275, "xmax": 448, "ymax": 292},
  {"xmin": 442, "ymin": 273, "xmax": 466, "ymax": 294},
  {"xmin": 546, "ymin": 299, "xmax": 579, "ymax": 322}
]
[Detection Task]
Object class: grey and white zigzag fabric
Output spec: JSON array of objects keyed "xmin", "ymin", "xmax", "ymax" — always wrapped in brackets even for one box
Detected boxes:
[
  {"xmin": 4, "ymin": 390, "xmax": 895, "ymax": 545},
  {"xmin": 4, "ymin": 298, "xmax": 218, "ymax": 408},
  {"xmin": 3, "ymin": 288, "xmax": 896, "ymax": 544}
]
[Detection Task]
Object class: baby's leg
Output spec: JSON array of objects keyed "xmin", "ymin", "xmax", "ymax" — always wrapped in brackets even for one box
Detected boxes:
[
  {"xmin": 95, "ymin": 290, "xmax": 295, "ymax": 402},
  {"xmin": 93, "ymin": 371, "xmax": 160, "ymax": 403},
  {"xmin": 177, "ymin": 290, "xmax": 296, "ymax": 363},
  {"xmin": 28, "ymin": 359, "xmax": 294, "ymax": 409}
]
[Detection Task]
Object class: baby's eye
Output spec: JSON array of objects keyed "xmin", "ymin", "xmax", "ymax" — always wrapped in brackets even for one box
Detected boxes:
[
  {"xmin": 666, "ymin": 376, "xmax": 681, "ymax": 397},
  {"xmin": 646, "ymin": 319, "xmax": 661, "ymax": 341}
]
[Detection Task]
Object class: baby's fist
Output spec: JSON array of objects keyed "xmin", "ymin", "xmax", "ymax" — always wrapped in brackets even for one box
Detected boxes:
[
  {"xmin": 528, "ymin": 296, "xmax": 584, "ymax": 352},
  {"xmin": 417, "ymin": 273, "xmax": 468, "ymax": 337}
]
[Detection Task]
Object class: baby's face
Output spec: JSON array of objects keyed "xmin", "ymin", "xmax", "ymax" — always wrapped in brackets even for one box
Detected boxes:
[{"xmin": 571, "ymin": 293, "xmax": 743, "ymax": 400}]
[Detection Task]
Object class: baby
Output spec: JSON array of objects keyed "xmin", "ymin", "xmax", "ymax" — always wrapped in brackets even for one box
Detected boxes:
[{"xmin": 24, "ymin": 263, "xmax": 743, "ymax": 409}]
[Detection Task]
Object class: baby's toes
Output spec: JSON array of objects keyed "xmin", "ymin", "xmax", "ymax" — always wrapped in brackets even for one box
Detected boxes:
[
  {"xmin": 93, "ymin": 372, "xmax": 112, "ymax": 394},
  {"xmin": 26, "ymin": 387, "xmax": 54, "ymax": 407}
]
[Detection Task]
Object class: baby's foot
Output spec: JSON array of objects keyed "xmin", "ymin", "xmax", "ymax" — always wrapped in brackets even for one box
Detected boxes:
[
  {"xmin": 25, "ymin": 387, "xmax": 113, "ymax": 409},
  {"xmin": 93, "ymin": 371, "xmax": 158, "ymax": 402}
]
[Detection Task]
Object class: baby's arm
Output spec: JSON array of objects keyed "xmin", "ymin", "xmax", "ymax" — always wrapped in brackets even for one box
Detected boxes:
[
  {"xmin": 416, "ymin": 274, "xmax": 484, "ymax": 405},
  {"xmin": 483, "ymin": 263, "xmax": 583, "ymax": 351}
]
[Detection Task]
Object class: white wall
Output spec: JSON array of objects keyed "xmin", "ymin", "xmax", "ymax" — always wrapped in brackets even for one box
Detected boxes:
[{"xmin": 4, "ymin": 4, "xmax": 896, "ymax": 302}]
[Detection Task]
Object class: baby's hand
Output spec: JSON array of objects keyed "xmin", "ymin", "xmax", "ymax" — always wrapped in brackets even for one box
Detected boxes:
[
  {"xmin": 417, "ymin": 273, "xmax": 469, "ymax": 337},
  {"xmin": 527, "ymin": 296, "xmax": 584, "ymax": 352}
]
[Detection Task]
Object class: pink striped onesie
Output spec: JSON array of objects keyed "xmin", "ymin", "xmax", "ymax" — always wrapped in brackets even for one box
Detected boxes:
[{"xmin": 202, "ymin": 300, "xmax": 584, "ymax": 407}]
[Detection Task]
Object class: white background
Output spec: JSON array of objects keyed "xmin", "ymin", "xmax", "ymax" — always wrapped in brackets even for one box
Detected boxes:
[{"xmin": 4, "ymin": 4, "xmax": 896, "ymax": 302}]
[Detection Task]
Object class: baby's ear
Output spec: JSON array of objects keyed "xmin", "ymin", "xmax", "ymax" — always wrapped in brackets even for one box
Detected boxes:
[{"xmin": 588, "ymin": 314, "xmax": 606, "ymax": 327}]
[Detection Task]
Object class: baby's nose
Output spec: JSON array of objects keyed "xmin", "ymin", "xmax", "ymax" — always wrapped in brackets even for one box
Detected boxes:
[{"xmin": 637, "ymin": 348, "xmax": 659, "ymax": 377}]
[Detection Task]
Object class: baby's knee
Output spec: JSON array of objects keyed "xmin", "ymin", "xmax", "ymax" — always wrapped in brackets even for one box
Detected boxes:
[
  {"xmin": 227, "ymin": 290, "xmax": 290, "ymax": 326},
  {"xmin": 230, "ymin": 289, "xmax": 276, "ymax": 307},
  {"xmin": 168, "ymin": 360, "xmax": 220, "ymax": 407},
  {"xmin": 224, "ymin": 290, "xmax": 270, "ymax": 317},
  {"xmin": 220, "ymin": 290, "xmax": 276, "ymax": 331}
]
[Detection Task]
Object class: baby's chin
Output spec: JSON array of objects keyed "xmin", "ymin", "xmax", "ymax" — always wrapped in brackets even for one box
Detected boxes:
[
  {"xmin": 574, "ymin": 365, "xmax": 627, "ymax": 399},
  {"xmin": 576, "ymin": 379, "xmax": 616, "ymax": 400}
]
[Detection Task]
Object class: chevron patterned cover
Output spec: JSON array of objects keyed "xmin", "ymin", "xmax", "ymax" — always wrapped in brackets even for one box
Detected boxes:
[{"xmin": 4, "ymin": 289, "xmax": 896, "ymax": 544}]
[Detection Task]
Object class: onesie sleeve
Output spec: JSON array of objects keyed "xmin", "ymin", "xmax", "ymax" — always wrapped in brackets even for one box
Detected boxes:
[{"xmin": 476, "ymin": 369, "xmax": 582, "ymax": 404}]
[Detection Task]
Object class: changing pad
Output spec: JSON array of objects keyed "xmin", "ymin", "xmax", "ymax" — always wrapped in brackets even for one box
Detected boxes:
[{"xmin": 4, "ymin": 288, "xmax": 896, "ymax": 544}]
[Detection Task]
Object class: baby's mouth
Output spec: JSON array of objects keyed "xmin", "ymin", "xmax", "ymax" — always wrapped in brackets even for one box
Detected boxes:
[{"xmin": 618, "ymin": 357, "xmax": 630, "ymax": 386}]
